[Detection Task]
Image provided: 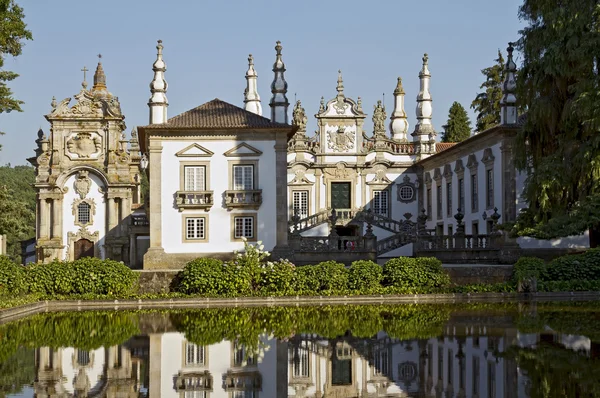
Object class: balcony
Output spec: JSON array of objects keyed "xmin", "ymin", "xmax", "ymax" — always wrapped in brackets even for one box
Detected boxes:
[
  {"xmin": 225, "ymin": 190, "xmax": 262, "ymax": 210},
  {"xmin": 175, "ymin": 190, "xmax": 214, "ymax": 211}
]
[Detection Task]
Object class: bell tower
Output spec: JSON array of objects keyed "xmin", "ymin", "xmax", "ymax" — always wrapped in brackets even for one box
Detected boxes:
[{"xmin": 28, "ymin": 57, "xmax": 142, "ymax": 264}]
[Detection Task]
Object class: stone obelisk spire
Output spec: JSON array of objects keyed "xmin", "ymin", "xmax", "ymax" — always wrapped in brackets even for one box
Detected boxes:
[
  {"xmin": 500, "ymin": 42, "xmax": 518, "ymax": 125},
  {"xmin": 244, "ymin": 54, "xmax": 262, "ymax": 116},
  {"xmin": 412, "ymin": 53, "xmax": 436, "ymax": 155},
  {"xmin": 148, "ymin": 40, "xmax": 168, "ymax": 124},
  {"xmin": 390, "ymin": 77, "xmax": 409, "ymax": 141},
  {"xmin": 269, "ymin": 41, "xmax": 289, "ymax": 124}
]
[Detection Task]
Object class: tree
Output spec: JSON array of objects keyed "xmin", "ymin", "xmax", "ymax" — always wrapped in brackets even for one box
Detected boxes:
[
  {"xmin": 470, "ymin": 50, "xmax": 505, "ymax": 133},
  {"xmin": 511, "ymin": 0, "xmax": 600, "ymax": 247},
  {"xmin": 0, "ymin": 165, "xmax": 35, "ymax": 262},
  {"xmin": 0, "ymin": 0, "xmax": 33, "ymax": 148},
  {"xmin": 441, "ymin": 102, "xmax": 471, "ymax": 142}
]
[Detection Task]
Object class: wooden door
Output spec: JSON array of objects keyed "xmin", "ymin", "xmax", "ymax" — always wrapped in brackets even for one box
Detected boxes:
[
  {"xmin": 330, "ymin": 182, "xmax": 351, "ymax": 210},
  {"xmin": 74, "ymin": 239, "xmax": 94, "ymax": 260}
]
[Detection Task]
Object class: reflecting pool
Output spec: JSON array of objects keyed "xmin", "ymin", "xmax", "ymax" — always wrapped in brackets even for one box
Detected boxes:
[{"xmin": 1, "ymin": 302, "xmax": 600, "ymax": 397}]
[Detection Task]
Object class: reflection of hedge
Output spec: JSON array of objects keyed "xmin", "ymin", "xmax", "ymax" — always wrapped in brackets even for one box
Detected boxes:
[
  {"xmin": 170, "ymin": 304, "xmax": 452, "ymax": 352},
  {"xmin": 0, "ymin": 312, "xmax": 140, "ymax": 362},
  {"xmin": 0, "ymin": 348, "xmax": 35, "ymax": 398},
  {"xmin": 516, "ymin": 303, "xmax": 600, "ymax": 342},
  {"xmin": 503, "ymin": 343, "xmax": 600, "ymax": 398}
]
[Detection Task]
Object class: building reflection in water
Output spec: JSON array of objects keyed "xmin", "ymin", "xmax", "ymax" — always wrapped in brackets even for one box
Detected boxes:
[{"xmin": 29, "ymin": 326, "xmax": 593, "ymax": 397}]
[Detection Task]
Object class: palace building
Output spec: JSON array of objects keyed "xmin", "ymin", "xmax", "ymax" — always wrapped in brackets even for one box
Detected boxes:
[{"xmin": 27, "ymin": 41, "xmax": 589, "ymax": 268}]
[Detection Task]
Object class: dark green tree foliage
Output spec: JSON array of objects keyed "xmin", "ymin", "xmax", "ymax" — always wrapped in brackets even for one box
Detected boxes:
[
  {"xmin": 512, "ymin": 0, "xmax": 600, "ymax": 247},
  {"xmin": 441, "ymin": 102, "xmax": 472, "ymax": 142},
  {"xmin": 0, "ymin": 165, "xmax": 35, "ymax": 262},
  {"xmin": 0, "ymin": 0, "xmax": 33, "ymax": 146},
  {"xmin": 471, "ymin": 50, "xmax": 505, "ymax": 133}
]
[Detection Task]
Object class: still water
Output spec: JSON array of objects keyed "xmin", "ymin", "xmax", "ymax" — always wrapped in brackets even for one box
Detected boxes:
[{"xmin": 1, "ymin": 302, "xmax": 599, "ymax": 397}]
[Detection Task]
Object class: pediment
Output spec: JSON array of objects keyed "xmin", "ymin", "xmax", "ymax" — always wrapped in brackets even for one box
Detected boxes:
[
  {"xmin": 223, "ymin": 142, "xmax": 263, "ymax": 157},
  {"xmin": 175, "ymin": 143, "xmax": 214, "ymax": 157}
]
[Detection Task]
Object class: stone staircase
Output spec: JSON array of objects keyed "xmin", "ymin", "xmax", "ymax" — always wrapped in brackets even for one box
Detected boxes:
[{"xmin": 376, "ymin": 233, "xmax": 415, "ymax": 255}]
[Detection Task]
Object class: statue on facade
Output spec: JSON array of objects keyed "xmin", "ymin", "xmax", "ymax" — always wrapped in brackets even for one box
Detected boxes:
[
  {"xmin": 292, "ymin": 100, "xmax": 307, "ymax": 132},
  {"xmin": 373, "ymin": 100, "xmax": 387, "ymax": 135}
]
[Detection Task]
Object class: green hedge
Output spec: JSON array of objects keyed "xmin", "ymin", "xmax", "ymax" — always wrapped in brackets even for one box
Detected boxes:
[
  {"xmin": 348, "ymin": 260, "xmax": 382, "ymax": 292},
  {"xmin": 383, "ymin": 257, "xmax": 450, "ymax": 290},
  {"xmin": 0, "ymin": 256, "xmax": 138, "ymax": 296}
]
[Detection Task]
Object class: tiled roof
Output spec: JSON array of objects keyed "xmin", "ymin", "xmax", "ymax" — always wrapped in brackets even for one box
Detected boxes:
[
  {"xmin": 144, "ymin": 98, "xmax": 290, "ymax": 129},
  {"xmin": 436, "ymin": 142, "xmax": 457, "ymax": 153}
]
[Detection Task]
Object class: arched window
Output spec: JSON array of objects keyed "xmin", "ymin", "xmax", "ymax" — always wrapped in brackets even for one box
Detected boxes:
[{"xmin": 77, "ymin": 202, "xmax": 91, "ymax": 225}]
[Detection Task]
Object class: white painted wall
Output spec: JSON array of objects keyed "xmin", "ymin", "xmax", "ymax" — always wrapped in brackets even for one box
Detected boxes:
[
  {"xmin": 161, "ymin": 140, "xmax": 277, "ymax": 254},
  {"xmin": 60, "ymin": 347, "xmax": 106, "ymax": 395},
  {"xmin": 61, "ymin": 171, "xmax": 107, "ymax": 260}
]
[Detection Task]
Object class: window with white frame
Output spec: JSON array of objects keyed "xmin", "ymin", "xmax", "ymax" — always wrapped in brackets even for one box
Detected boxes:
[
  {"xmin": 77, "ymin": 202, "xmax": 91, "ymax": 225},
  {"xmin": 487, "ymin": 361, "xmax": 496, "ymax": 398},
  {"xmin": 446, "ymin": 182, "xmax": 452, "ymax": 217},
  {"xmin": 293, "ymin": 190, "xmax": 309, "ymax": 218},
  {"xmin": 427, "ymin": 188, "xmax": 432, "ymax": 220},
  {"xmin": 185, "ymin": 342, "xmax": 205, "ymax": 366},
  {"xmin": 373, "ymin": 348, "xmax": 389, "ymax": 377},
  {"xmin": 373, "ymin": 190, "xmax": 389, "ymax": 217},
  {"xmin": 184, "ymin": 166, "xmax": 206, "ymax": 191},
  {"xmin": 186, "ymin": 217, "xmax": 205, "ymax": 240},
  {"xmin": 233, "ymin": 165, "xmax": 254, "ymax": 190},
  {"xmin": 291, "ymin": 343, "xmax": 310, "ymax": 378},
  {"xmin": 486, "ymin": 169, "xmax": 494, "ymax": 208},
  {"xmin": 184, "ymin": 391, "xmax": 207, "ymax": 398},
  {"xmin": 471, "ymin": 173, "xmax": 478, "ymax": 212},
  {"xmin": 234, "ymin": 217, "xmax": 254, "ymax": 239},
  {"xmin": 233, "ymin": 342, "xmax": 255, "ymax": 367},
  {"xmin": 458, "ymin": 178, "xmax": 465, "ymax": 212},
  {"xmin": 436, "ymin": 185, "xmax": 442, "ymax": 219}
]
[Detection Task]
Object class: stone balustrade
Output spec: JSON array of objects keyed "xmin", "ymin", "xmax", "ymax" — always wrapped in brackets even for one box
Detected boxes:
[
  {"xmin": 224, "ymin": 190, "xmax": 262, "ymax": 210},
  {"xmin": 175, "ymin": 190, "xmax": 214, "ymax": 211}
]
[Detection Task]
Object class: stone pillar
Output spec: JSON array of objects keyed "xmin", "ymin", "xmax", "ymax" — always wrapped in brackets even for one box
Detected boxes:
[
  {"xmin": 148, "ymin": 142, "xmax": 162, "ymax": 248},
  {"xmin": 274, "ymin": 135, "xmax": 289, "ymax": 248},
  {"xmin": 52, "ymin": 198, "xmax": 62, "ymax": 239},
  {"xmin": 148, "ymin": 334, "xmax": 162, "ymax": 398},
  {"xmin": 119, "ymin": 196, "xmax": 129, "ymax": 234},
  {"xmin": 39, "ymin": 198, "xmax": 49, "ymax": 239},
  {"xmin": 108, "ymin": 197, "xmax": 118, "ymax": 233}
]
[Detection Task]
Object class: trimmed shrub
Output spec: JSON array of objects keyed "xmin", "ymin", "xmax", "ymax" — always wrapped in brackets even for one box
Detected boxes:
[
  {"xmin": 545, "ymin": 248, "xmax": 600, "ymax": 281},
  {"xmin": 175, "ymin": 258, "xmax": 225, "ymax": 295},
  {"xmin": 294, "ymin": 264, "xmax": 322, "ymax": 294},
  {"xmin": 383, "ymin": 257, "xmax": 450, "ymax": 290},
  {"xmin": 513, "ymin": 257, "xmax": 546, "ymax": 282},
  {"xmin": 348, "ymin": 260, "xmax": 382, "ymax": 292},
  {"xmin": 0, "ymin": 255, "xmax": 27, "ymax": 294},
  {"xmin": 315, "ymin": 261, "xmax": 348, "ymax": 293},
  {"xmin": 26, "ymin": 258, "xmax": 138, "ymax": 296},
  {"xmin": 259, "ymin": 259, "xmax": 296, "ymax": 296},
  {"xmin": 221, "ymin": 262, "xmax": 254, "ymax": 296}
]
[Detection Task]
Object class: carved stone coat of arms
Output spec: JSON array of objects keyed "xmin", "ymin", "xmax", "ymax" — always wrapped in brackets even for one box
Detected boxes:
[{"xmin": 327, "ymin": 126, "xmax": 355, "ymax": 152}]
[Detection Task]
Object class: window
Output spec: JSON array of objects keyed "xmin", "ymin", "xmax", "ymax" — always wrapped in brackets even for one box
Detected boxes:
[
  {"xmin": 436, "ymin": 185, "xmax": 442, "ymax": 219},
  {"xmin": 487, "ymin": 362, "xmax": 496, "ymax": 398},
  {"xmin": 473, "ymin": 357, "xmax": 480, "ymax": 396},
  {"xmin": 373, "ymin": 348, "xmax": 389, "ymax": 377},
  {"xmin": 458, "ymin": 178, "xmax": 465, "ymax": 213},
  {"xmin": 447, "ymin": 349, "xmax": 454, "ymax": 385},
  {"xmin": 77, "ymin": 202, "xmax": 91, "ymax": 225},
  {"xmin": 185, "ymin": 343, "xmax": 205, "ymax": 366},
  {"xmin": 486, "ymin": 169, "xmax": 494, "ymax": 208},
  {"xmin": 233, "ymin": 342, "xmax": 254, "ymax": 367},
  {"xmin": 427, "ymin": 344, "xmax": 433, "ymax": 376},
  {"xmin": 373, "ymin": 190, "xmax": 389, "ymax": 217},
  {"xmin": 471, "ymin": 173, "xmax": 478, "ymax": 212},
  {"xmin": 234, "ymin": 216, "xmax": 254, "ymax": 239},
  {"xmin": 426, "ymin": 188, "xmax": 432, "ymax": 220},
  {"xmin": 186, "ymin": 217, "xmax": 205, "ymax": 240},
  {"xmin": 446, "ymin": 182, "xmax": 452, "ymax": 217},
  {"xmin": 291, "ymin": 343, "xmax": 310, "ymax": 378},
  {"xmin": 184, "ymin": 166, "xmax": 206, "ymax": 191},
  {"xmin": 184, "ymin": 392, "xmax": 207, "ymax": 398},
  {"xmin": 293, "ymin": 190, "xmax": 309, "ymax": 219},
  {"xmin": 437, "ymin": 347, "xmax": 443, "ymax": 379},
  {"xmin": 233, "ymin": 165, "xmax": 254, "ymax": 190},
  {"xmin": 77, "ymin": 350, "xmax": 90, "ymax": 366},
  {"xmin": 448, "ymin": 225, "xmax": 453, "ymax": 236},
  {"xmin": 398, "ymin": 185, "xmax": 414, "ymax": 202}
]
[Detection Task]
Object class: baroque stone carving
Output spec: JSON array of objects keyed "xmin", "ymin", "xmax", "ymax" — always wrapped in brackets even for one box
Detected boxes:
[
  {"xmin": 327, "ymin": 126, "xmax": 355, "ymax": 152},
  {"xmin": 367, "ymin": 166, "xmax": 392, "ymax": 185},
  {"xmin": 292, "ymin": 100, "xmax": 307, "ymax": 132},
  {"xmin": 66, "ymin": 132, "xmax": 102, "ymax": 159},
  {"xmin": 325, "ymin": 163, "xmax": 353, "ymax": 179},
  {"xmin": 74, "ymin": 170, "xmax": 92, "ymax": 199},
  {"xmin": 372, "ymin": 100, "xmax": 387, "ymax": 135},
  {"xmin": 290, "ymin": 169, "xmax": 312, "ymax": 184}
]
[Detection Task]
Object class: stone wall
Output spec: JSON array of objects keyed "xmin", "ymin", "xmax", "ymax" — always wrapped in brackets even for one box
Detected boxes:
[
  {"xmin": 136, "ymin": 270, "xmax": 179, "ymax": 294},
  {"xmin": 443, "ymin": 265, "xmax": 513, "ymax": 285}
]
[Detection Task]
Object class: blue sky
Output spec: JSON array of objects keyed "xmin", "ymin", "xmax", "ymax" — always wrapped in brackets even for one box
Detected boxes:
[{"xmin": 1, "ymin": 0, "xmax": 523, "ymax": 166}]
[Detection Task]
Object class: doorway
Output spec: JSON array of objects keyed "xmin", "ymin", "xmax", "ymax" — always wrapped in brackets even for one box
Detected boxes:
[
  {"xmin": 74, "ymin": 238, "xmax": 94, "ymax": 260},
  {"xmin": 330, "ymin": 182, "xmax": 351, "ymax": 210}
]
